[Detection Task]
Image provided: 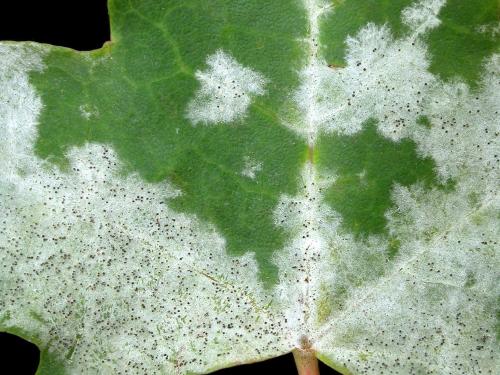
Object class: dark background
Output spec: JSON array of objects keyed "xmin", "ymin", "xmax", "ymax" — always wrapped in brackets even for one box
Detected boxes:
[
  {"xmin": 0, "ymin": 1, "xmax": 341, "ymax": 374},
  {"xmin": 0, "ymin": 0, "xmax": 110, "ymax": 50}
]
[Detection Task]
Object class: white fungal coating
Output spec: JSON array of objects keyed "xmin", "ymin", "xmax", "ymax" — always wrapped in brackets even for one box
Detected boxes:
[
  {"xmin": 476, "ymin": 21, "xmax": 500, "ymax": 38},
  {"xmin": 272, "ymin": 163, "xmax": 389, "ymax": 349},
  {"xmin": 291, "ymin": 23, "xmax": 437, "ymax": 141},
  {"xmin": 273, "ymin": 163, "xmax": 336, "ymax": 341},
  {"xmin": 413, "ymin": 54, "xmax": 500, "ymax": 183},
  {"xmin": 1, "ymin": 0, "xmax": 500, "ymax": 374},
  {"xmin": 273, "ymin": 0, "xmax": 500, "ymax": 373},
  {"xmin": 314, "ymin": 173, "xmax": 499, "ymax": 373},
  {"xmin": 402, "ymin": 0, "xmax": 446, "ymax": 35},
  {"xmin": 288, "ymin": 0, "xmax": 332, "ymax": 144},
  {"xmin": 186, "ymin": 49, "xmax": 267, "ymax": 125},
  {"xmin": 289, "ymin": 0, "xmax": 449, "ymax": 142},
  {"xmin": 79, "ymin": 104, "xmax": 99, "ymax": 120},
  {"xmin": 241, "ymin": 156, "xmax": 262, "ymax": 179},
  {"xmin": 0, "ymin": 44, "xmax": 289, "ymax": 374}
]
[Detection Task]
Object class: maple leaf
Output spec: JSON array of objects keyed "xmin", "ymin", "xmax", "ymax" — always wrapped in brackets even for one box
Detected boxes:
[{"xmin": 1, "ymin": 1, "xmax": 499, "ymax": 374}]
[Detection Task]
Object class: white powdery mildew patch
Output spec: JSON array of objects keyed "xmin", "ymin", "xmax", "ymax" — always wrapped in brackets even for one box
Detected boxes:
[
  {"xmin": 240, "ymin": 156, "xmax": 262, "ymax": 179},
  {"xmin": 272, "ymin": 163, "xmax": 335, "ymax": 342},
  {"xmin": 186, "ymin": 49, "xmax": 267, "ymax": 125},
  {"xmin": 0, "ymin": 44, "xmax": 289, "ymax": 374},
  {"xmin": 287, "ymin": 0, "xmax": 332, "ymax": 143},
  {"xmin": 272, "ymin": 164, "xmax": 390, "ymax": 347},
  {"xmin": 0, "ymin": 43, "xmax": 45, "ymax": 181},
  {"xmin": 290, "ymin": 0, "xmax": 448, "ymax": 142},
  {"xmin": 282, "ymin": 1, "xmax": 500, "ymax": 374},
  {"xmin": 314, "ymin": 176, "xmax": 499, "ymax": 374},
  {"xmin": 413, "ymin": 54, "xmax": 500, "ymax": 184},
  {"xmin": 476, "ymin": 21, "xmax": 500, "ymax": 38},
  {"xmin": 79, "ymin": 103, "xmax": 99, "ymax": 120},
  {"xmin": 293, "ymin": 24, "xmax": 437, "ymax": 141},
  {"xmin": 402, "ymin": 0, "xmax": 446, "ymax": 35}
]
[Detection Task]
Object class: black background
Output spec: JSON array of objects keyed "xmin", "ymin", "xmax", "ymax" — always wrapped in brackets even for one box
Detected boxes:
[
  {"xmin": 0, "ymin": 1, "xmax": 341, "ymax": 374},
  {"xmin": 0, "ymin": 0, "xmax": 110, "ymax": 50}
]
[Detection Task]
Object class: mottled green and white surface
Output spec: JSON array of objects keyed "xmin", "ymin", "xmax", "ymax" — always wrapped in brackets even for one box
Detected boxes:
[{"xmin": 1, "ymin": 0, "xmax": 499, "ymax": 374}]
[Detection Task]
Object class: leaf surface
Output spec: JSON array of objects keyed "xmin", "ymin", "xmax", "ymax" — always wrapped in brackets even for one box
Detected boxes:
[{"xmin": 1, "ymin": 1, "xmax": 499, "ymax": 374}]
